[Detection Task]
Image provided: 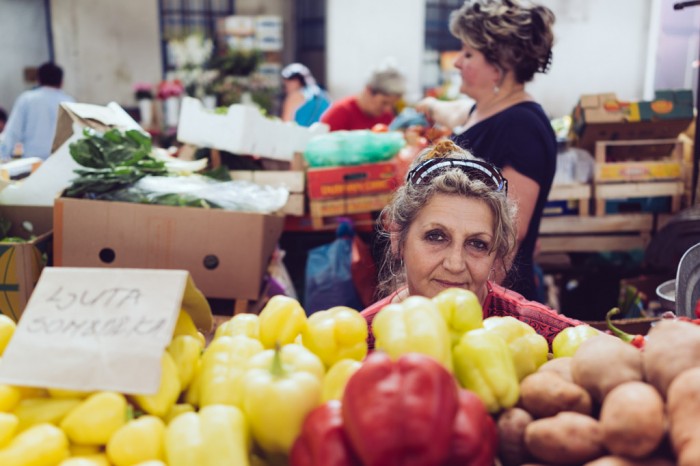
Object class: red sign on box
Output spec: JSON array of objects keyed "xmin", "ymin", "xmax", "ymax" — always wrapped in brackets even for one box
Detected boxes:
[{"xmin": 306, "ymin": 162, "xmax": 398, "ymax": 200}]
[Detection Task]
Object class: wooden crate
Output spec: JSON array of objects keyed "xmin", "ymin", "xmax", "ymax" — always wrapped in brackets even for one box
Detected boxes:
[
  {"xmin": 308, "ymin": 193, "xmax": 392, "ymax": 229},
  {"xmin": 594, "ymin": 180, "xmax": 684, "ymax": 217},
  {"xmin": 594, "ymin": 138, "xmax": 684, "ymax": 183},
  {"xmin": 538, "ymin": 214, "xmax": 654, "ymax": 253},
  {"xmin": 547, "ymin": 183, "xmax": 592, "ymax": 217}
]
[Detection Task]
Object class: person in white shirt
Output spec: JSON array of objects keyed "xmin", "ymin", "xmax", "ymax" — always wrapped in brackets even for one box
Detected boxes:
[{"xmin": 0, "ymin": 62, "xmax": 75, "ymax": 160}]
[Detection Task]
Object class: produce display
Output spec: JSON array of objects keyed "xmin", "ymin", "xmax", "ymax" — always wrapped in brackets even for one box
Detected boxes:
[{"xmin": 0, "ymin": 289, "xmax": 699, "ymax": 465}]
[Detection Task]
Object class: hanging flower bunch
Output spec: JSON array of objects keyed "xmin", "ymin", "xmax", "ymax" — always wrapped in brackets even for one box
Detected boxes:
[
  {"xmin": 167, "ymin": 33, "xmax": 219, "ymax": 99},
  {"xmin": 157, "ymin": 79, "xmax": 185, "ymax": 99}
]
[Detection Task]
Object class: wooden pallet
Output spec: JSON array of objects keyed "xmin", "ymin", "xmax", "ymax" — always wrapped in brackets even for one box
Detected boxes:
[
  {"xmin": 594, "ymin": 180, "xmax": 684, "ymax": 217},
  {"xmin": 547, "ymin": 183, "xmax": 592, "ymax": 217},
  {"xmin": 538, "ymin": 213, "xmax": 655, "ymax": 253},
  {"xmin": 308, "ymin": 193, "xmax": 392, "ymax": 229}
]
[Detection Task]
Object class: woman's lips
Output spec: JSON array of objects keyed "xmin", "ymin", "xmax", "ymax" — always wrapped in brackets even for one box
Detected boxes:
[{"xmin": 435, "ymin": 279, "xmax": 466, "ymax": 288}]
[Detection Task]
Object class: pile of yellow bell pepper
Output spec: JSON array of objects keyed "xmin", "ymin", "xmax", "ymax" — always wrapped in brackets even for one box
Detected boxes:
[{"xmin": 0, "ymin": 287, "xmax": 598, "ymax": 465}]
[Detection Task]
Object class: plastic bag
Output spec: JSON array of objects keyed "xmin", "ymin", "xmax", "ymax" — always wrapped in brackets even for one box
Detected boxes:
[
  {"xmin": 304, "ymin": 221, "xmax": 363, "ymax": 314},
  {"xmin": 105, "ymin": 174, "xmax": 289, "ymax": 213},
  {"xmin": 304, "ymin": 130, "xmax": 405, "ymax": 168}
]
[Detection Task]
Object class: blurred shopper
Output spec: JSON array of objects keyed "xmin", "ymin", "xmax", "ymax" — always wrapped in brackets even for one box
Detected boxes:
[
  {"xmin": 0, "ymin": 62, "xmax": 75, "ymax": 160},
  {"xmin": 280, "ymin": 63, "xmax": 331, "ymax": 127},
  {"xmin": 321, "ymin": 59, "xmax": 406, "ymax": 131},
  {"xmin": 416, "ymin": 0, "xmax": 557, "ymax": 302}
]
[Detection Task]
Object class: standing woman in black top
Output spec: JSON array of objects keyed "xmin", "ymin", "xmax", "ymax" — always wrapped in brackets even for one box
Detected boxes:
[{"xmin": 417, "ymin": 0, "xmax": 557, "ymax": 302}]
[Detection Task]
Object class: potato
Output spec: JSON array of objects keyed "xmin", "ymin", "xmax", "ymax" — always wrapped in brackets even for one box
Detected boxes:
[
  {"xmin": 667, "ymin": 366, "xmax": 700, "ymax": 466},
  {"xmin": 599, "ymin": 381, "xmax": 666, "ymax": 458},
  {"xmin": 643, "ymin": 320, "xmax": 700, "ymax": 397},
  {"xmin": 538, "ymin": 356, "xmax": 574, "ymax": 383},
  {"xmin": 584, "ymin": 456, "xmax": 675, "ymax": 466},
  {"xmin": 497, "ymin": 407, "xmax": 533, "ymax": 466},
  {"xmin": 572, "ymin": 334, "xmax": 643, "ymax": 403},
  {"xmin": 525, "ymin": 412, "xmax": 605, "ymax": 465},
  {"xmin": 520, "ymin": 371, "xmax": 592, "ymax": 418}
]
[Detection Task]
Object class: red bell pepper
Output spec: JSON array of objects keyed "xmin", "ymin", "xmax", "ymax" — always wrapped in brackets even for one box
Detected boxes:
[
  {"xmin": 341, "ymin": 351, "xmax": 459, "ymax": 466},
  {"xmin": 443, "ymin": 388, "xmax": 498, "ymax": 466},
  {"xmin": 289, "ymin": 400, "xmax": 360, "ymax": 466}
]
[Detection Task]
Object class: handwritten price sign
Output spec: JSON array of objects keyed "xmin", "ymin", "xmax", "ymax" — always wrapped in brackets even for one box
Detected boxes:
[{"xmin": 0, "ymin": 267, "xmax": 211, "ymax": 395}]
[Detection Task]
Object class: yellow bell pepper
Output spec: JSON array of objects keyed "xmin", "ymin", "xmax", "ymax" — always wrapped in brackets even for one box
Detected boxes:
[
  {"xmin": 552, "ymin": 325, "xmax": 600, "ymax": 358},
  {"xmin": 199, "ymin": 335, "xmax": 264, "ymax": 408},
  {"xmin": 60, "ymin": 391, "xmax": 128, "ymax": 445},
  {"xmin": 0, "ymin": 315, "xmax": 16, "ymax": 356},
  {"xmin": 13, "ymin": 398, "xmax": 82, "ymax": 432},
  {"xmin": 132, "ymin": 352, "xmax": 181, "ymax": 418},
  {"xmin": 0, "ymin": 385, "xmax": 21, "ymax": 412},
  {"xmin": 453, "ymin": 328, "xmax": 520, "ymax": 413},
  {"xmin": 48, "ymin": 388, "xmax": 92, "ymax": 400},
  {"xmin": 164, "ymin": 405, "xmax": 250, "ymax": 466},
  {"xmin": 166, "ymin": 334, "xmax": 203, "ymax": 391},
  {"xmin": 106, "ymin": 415, "xmax": 165, "ymax": 466},
  {"xmin": 242, "ymin": 344, "xmax": 322, "ymax": 456},
  {"xmin": 432, "ymin": 287, "xmax": 484, "ymax": 346},
  {"xmin": 173, "ymin": 310, "xmax": 206, "ymax": 347},
  {"xmin": 483, "ymin": 316, "xmax": 548, "ymax": 381},
  {"xmin": 321, "ymin": 359, "xmax": 362, "ymax": 402},
  {"xmin": 301, "ymin": 306, "xmax": 368, "ymax": 368},
  {"xmin": 59, "ymin": 455, "xmax": 109, "ymax": 466},
  {"xmin": 214, "ymin": 313, "xmax": 260, "ymax": 340},
  {"xmin": 59, "ymin": 458, "xmax": 103, "ymax": 466},
  {"xmin": 133, "ymin": 462, "xmax": 166, "ymax": 466},
  {"xmin": 16, "ymin": 387, "xmax": 48, "ymax": 400},
  {"xmin": 0, "ymin": 423, "xmax": 69, "ymax": 466},
  {"xmin": 372, "ymin": 296, "xmax": 453, "ymax": 371},
  {"xmin": 0, "ymin": 412, "xmax": 18, "ymax": 447},
  {"xmin": 246, "ymin": 343, "xmax": 325, "ymax": 381},
  {"xmin": 183, "ymin": 360, "xmax": 202, "ymax": 408},
  {"xmin": 258, "ymin": 295, "xmax": 307, "ymax": 349},
  {"xmin": 164, "ymin": 403, "xmax": 195, "ymax": 424}
]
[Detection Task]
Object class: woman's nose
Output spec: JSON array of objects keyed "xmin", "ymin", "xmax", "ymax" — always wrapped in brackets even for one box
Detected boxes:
[{"xmin": 442, "ymin": 245, "xmax": 467, "ymax": 273}]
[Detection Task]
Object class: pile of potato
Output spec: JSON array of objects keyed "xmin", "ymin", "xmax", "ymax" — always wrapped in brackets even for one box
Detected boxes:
[{"xmin": 496, "ymin": 319, "xmax": 700, "ymax": 466}]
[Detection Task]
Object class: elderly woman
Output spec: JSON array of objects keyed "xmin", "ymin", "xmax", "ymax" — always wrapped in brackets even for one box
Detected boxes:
[
  {"xmin": 361, "ymin": 140, "xmax": 579, "ymax": 348},
  {"xmin": 417, "ymin": 0, "xmax": 557, "ymax": 302}
]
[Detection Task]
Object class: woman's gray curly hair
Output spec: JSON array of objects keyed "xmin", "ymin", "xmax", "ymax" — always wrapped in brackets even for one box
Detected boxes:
[
  {"xmin": 449, "ymin": 0, "xmax": 555, "ymax": 83},
  {"xmin": 376, "ymin": 140, "xmax": 518, "ymax": 298}
]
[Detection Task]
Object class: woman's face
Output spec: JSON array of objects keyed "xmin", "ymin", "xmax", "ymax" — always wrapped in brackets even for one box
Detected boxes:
[
  {"xmin": 400, "ymin": 193, "xmax": 497, "ymax": 303},
  {"xmin": 453, "ymin": 44, "xmax": 501, "ymax": 100}
]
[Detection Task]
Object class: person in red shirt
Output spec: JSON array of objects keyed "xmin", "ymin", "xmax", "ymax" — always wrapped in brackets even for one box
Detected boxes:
[
  {"xmin": 320, "ymin": 60, "xmax": 406, "ymax": 131},
  {"xmin": 361, "ymin": 139, "xmax": 581, "ymax": 349}
]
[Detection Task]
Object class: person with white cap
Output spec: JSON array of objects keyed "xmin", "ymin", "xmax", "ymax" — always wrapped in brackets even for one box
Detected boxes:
[
  {"xmin": 280, "ymin": 63, "xmax": 330, "ymax": 127},
  {"xmin": 320, "ymin": 59, "xmax": 406, "ymax": 132}
]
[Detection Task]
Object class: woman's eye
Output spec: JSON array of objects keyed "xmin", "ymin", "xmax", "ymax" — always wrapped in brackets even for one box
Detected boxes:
[
  {"xmin": 425, "ymin": 231, "xmax": 445, "ymax": 242},
  {"xmin": 468, "ymin": 239, "xmax": 488, "ymax": 251}
]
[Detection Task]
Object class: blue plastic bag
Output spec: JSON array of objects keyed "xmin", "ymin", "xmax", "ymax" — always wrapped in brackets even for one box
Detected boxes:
[{"xmin": 304, "ymin": 221, "xmax": 363, "ymax": 315}]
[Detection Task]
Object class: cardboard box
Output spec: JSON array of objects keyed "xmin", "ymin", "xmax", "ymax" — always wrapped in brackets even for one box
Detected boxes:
[
  {"xmin": 596, "ymin": 161, "xmax": 682, "ymax": 182},
  {"xmin": 177, "ymin": 97, "xmax": 329, "ymax": 162},
  {"xmin": 53, "ymin": 197, "xmax": 285, "ymax": 301},
  {"xmin": 571, "ymin": 91, "xmax": 693, "ymax": 154},
  {"xmin": 306, "ymin": 162, "xmax": 398, "ymax": 200},
  {"xmin": 0, "ymin": 205, "xmax": 53, "ymax": 321}
]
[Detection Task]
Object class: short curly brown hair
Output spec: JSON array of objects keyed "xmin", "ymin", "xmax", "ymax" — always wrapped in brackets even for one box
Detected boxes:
[{"xmin": 449, "ymin": 0, "xmax": 555, "ymax": 83}]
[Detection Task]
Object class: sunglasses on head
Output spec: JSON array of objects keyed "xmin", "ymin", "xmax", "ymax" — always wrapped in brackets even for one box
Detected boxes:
[{"xmin": 406, "ymin": 157, "xmax": 508, "ymax": 195}]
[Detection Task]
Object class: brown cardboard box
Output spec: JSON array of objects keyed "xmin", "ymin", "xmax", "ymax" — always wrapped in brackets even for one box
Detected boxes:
[
  {"xmin": 0, "ymin": 205, "xmax": 53, "ymax": 321},
  {"xmin": 53, "ymin": 197, "xmax": 285, "ymax": 300}
]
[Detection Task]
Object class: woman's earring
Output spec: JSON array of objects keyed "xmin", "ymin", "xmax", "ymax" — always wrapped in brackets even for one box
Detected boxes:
[{"xmin": 493, "ymin": 85, "xmax": 500, "ymax": 94}]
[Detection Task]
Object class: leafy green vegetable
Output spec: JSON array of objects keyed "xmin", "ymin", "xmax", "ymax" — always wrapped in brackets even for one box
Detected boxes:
[{"xmin": 66, "ymin": 128, "xmax": 168, "ymax": 198}]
